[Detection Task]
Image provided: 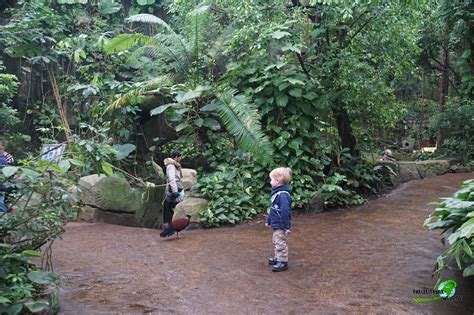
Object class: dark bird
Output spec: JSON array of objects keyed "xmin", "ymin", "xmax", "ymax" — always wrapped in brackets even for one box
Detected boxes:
[{"xmin": 160, "ymin": 215, "xmax": 191, "ymax": 238}]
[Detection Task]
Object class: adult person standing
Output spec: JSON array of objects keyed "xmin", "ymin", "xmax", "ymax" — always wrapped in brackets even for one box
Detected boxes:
[
  {"xmin": 0, "ymin": 142, "xmax": 14, "ymax": 165},
  {"xmin": 163, "ymin": 151, "xmax": 184, "ymax": 224}
]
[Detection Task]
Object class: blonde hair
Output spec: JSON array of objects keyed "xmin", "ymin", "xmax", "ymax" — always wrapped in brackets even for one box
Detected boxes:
[{"xmin": 270, "ymin": 167, "xmax": 292, "ymax": 184}]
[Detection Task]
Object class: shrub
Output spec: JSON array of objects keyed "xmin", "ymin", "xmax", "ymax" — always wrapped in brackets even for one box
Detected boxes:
[{"xmin": 424, "ymin": 179, "xmax": 474, "ymax": 278}]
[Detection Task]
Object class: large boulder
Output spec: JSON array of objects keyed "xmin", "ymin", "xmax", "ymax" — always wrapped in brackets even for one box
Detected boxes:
[
  {"xmin": 181, "ymin": 168, "xmax": 197, "ymax": 190},
  {"xmin": 79, "ymin": 175, "xmax": 136, "ymax": 213},
  {"xmin": 78, "ymin": 173, "xmax": 166, "ymax": 229},
  {"xmin": 450, "ymin": 165, "xmax": 473, "ymax": 173},
  {"xmin": 173, "ymin": 197, "xmax": 208, "ymax": 227},
  {"xmin": 134, "ymin": 183, "xmax": 166, "ymax": 229},
  {"xmin": 416, "ymin": 160, "xmax": 450, "ymax": 178},
  {"xmin": 398, "ymin": 162, "xmax": 420, "ymax": 182}
]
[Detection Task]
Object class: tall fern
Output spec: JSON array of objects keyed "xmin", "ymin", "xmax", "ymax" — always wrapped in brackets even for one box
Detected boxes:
[{"xmin": 215, "ymin": 89, "xmax": 274, "ymax": 164}]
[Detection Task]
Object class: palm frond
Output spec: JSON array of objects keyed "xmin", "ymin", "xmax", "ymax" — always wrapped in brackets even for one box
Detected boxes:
[
  {"xmin": 105, "ymin": 76, "xmax": 173, "ymax": 113},
  {"xmin": 126, "ymin": 14, "xmax": 172, "ymax": 31},
  {"xmin": 215, "ymin": 89, "xmax": 274, "ymax": 164},
  {"xmin": 104, "ymin": 33, "xmax": 161, "ymax": 54}
]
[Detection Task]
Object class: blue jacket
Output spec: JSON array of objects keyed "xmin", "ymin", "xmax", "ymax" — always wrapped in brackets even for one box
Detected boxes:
[{"xmin": 266, "ymin": 185, "xmax": 292, "ymax": 230}]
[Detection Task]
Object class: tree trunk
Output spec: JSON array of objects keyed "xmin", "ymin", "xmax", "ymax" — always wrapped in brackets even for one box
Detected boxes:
[
  {"xmin": 436, "ymin": 43, "xmax": 449, "ymax": 149},
  {"xmin": 334, "ymin": 104, "xmax": 357, "ymax": 156}
]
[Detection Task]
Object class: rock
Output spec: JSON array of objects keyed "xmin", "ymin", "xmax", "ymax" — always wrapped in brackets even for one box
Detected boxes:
[
  {"xmin": 308, "ymin": 191, "xmax": 325, "ymax": 213},
  {"xmin": 398, "ymin": 162, "xmax": 420, "ymax": 182},
  {"xmin": 450, "ymin": 165, "xmax": 473, "ymax": 173},
  {"xmin": 92, "ymin": 209, "xmax": 138, "ymax": 227},
  {"xmin": 134, "ymin": 183, "xmax": 166, "ymax": 229},
  {"xmin": 416, "ymin": 160, "xmax": 450, "ymax": 178},
  {"xmin": 444, "ymin": 157, "xmax": 462, "ymax": 166},
  {"xmin": 173, "ymin": 197, "xmax": 208, "ymax": 226},
  {"xmin": 76, "ymin": 205, "xmax": 96, "ymax": 222},
  {"xmin": 181, "ymin": 168, "xmax": 197, "ymax": 190},
  {"xmin": 78, "ymin": 174, "xmax": 166, "ymax": 229},
  {"xmin": 79, "ymin": 175, "xmax": 136, "ymax": 213}
]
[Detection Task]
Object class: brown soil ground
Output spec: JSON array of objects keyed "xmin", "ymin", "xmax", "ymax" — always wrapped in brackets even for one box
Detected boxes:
[{"xmin": 54, "ymin": 173, "xmax": 474, "ymax": 314}]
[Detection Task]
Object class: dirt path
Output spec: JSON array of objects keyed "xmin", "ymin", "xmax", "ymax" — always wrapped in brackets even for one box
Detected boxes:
[{"xmin": 54, "ymin": 173, "xmax": 474, "ymax": 314}]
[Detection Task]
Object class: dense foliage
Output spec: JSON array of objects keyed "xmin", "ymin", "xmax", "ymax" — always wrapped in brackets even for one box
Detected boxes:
[
  {"xmin": 425, "ymin": 179, "xmax": 474, "ymax": 278},
  {"xmin": 1, "ymin": 159, "xmax": 79, "ymax": 313}
]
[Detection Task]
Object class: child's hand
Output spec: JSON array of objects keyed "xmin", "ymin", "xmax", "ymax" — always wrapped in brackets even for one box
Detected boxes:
[
  {"xmin": 265, "ymin": 223, "xmax": 270, "ymax": 228},
  {"xmin": 285, "ymin": 229, "xmax": 291, "ymax": 236}
]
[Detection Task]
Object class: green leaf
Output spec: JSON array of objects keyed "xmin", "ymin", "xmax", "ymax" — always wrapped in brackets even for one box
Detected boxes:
[
  {"xmin": 175, "ymin": 90, "xmax": 202, "ymax": 103},
  {"xmin": 47, "ymin": 163, "xmax": 64, "ymax": 174},
  {"xmin": 58, "ymin": 159, "xmax": 71, "ymax": 172},
  {"xmin": 303, "ymin": 92, "xmax": 318, "ymax": 100},
  {"xmin": 202, "ymin": 118, "xmax": 220, "ymax": 131},
  {"xmin": 135, "ymin": 0, "xmax": 156, "ymax": 5},
  {"xmin": 113, "ymin": 144, "xmax": 136, "ymax": 160},
  {"xmin": 101, "ymin": 162, "xmax": 114, "ymax": 176},
  {"xmin": 463, "ymin": 263, "xmax": 474, "ymax": 277},
  {"xmin": 2, "ymin": 166, "xmax": 18, "ymax": 177},
  {"xmin": 99, "ymin": 0, "xmax": 122, "ymax": 15},
  {"xmin": 27, "ymin": 271, "xmax": 57, "ymax": 285},
  {"xmin": 200, "ymin": 101, "xmax": 219, "ymax": 112},
  {"xmin": 214, "ymin": 89, "xmax": 273, "ymax": 164},
  {"xmin": 175, "ymin": 122, "xmax": 189, "ymax": 132},
  {"xmin": 284, "ymin": 78, "xmax": 305, "ymax": 85},
  {"xmin": 0, "ymin": 296, "xmax": 11, "ymax": 304},
  {"xmin": 20, "ymin": 168, "xmax": 41, "ymax": 179},
  {"xmin": 271, "ymin": 31, "xmax": 291, "ymax": 39},
  {"xmin": 194, "ymin": 118, "xmax": 204, "ymax": 127},
  {"xmin": 459, "ymin": 218, "xmax": 474, "ymax": 238},
  {"xmin": 289, "ymin": 88, "xmax": 302, "ymax": 98},
  {"xmin": 21, "ymin": 250, "xmax": 42, "ymax": 257},
  {"xmin": 24, "ymin": 300, "xmax": 49, "ymax": 313},
  {"xmin": 463, "ymin": 240, "xmax": 473, "ymax": 257},
  {"xmin": 68, "ymin": 159, "xmax": 85, "ymax": 167},
  {"xmin": 150, "ymin": 103, "xmax": 178, "ymax": 116},
  {"xmin": 276, "ymin": 94, "xmax": 288, "ymax": 107}
]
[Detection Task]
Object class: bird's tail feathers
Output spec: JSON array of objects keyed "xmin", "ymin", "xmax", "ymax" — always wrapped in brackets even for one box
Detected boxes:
[{"xmin": 160, "ymin": 226, "xmax": 175, "ymax": 237}]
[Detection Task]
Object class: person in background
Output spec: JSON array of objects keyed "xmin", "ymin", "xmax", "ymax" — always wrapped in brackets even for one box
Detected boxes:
[
  {"xmin": 163, "ymin": 151, "xmax": 184, "ymax": 224},
  {"xmin": 379, "ymin": 149, "xmax": 395, "ymax": 162},
  {"xmin": 0, "ymin": 142, "xmax": 14, "ymax": 165}
]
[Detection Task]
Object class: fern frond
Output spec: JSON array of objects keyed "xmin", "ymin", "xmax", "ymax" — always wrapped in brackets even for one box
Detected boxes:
[
  {"xmin": 126, "ymin": 14, "xmax": 172, "ymax": 31},
  {"xmin": 104, "ymin": 33, "xmax": 161, "ymax": 54},
  {"xmin": 215, "ymin": 89, "xmax": 274, "ymax": 164}
]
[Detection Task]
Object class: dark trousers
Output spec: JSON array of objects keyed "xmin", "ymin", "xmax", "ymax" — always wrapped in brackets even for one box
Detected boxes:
[{"xmin": 163, "ymin": 200, "xmax": 179, "ymax": 224}]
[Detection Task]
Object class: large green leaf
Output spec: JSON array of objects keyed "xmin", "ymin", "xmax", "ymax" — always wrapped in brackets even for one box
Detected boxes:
[
  {"xmin": 463, "ymin": 263, "xmax": 474, "ymax": 277},
  {"xmin": 113, "ymin": 144, "xmax": 136, "ymax": 160},
  {"xmin": 214, "ymin": 90, "xmax": 274, "ymax": 164},
  {"xmin": 24, "ymin": 300, "xmax": 49, "ymax": 313},
  {"xmin": 104, "ymin": 34, "xmax": 160, "ymax": 54},
  {"xmin": 27, "ymin": 271, "xmax": 57, "ymax": 285},
  {"xmin": 98, "ymin": 0, "xmax": 122, "ymax": 15}
]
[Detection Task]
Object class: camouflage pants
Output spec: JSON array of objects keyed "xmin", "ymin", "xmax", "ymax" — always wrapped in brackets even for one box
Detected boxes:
[{"xmin": 272, "ymin": 229, "xmax": 288, "ymax": 262}]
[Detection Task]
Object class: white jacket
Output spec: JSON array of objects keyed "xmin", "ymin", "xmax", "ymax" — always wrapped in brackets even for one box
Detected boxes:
[{"xmin": 164, "ymin": 158, "xmax": 184, "ymax": 194}]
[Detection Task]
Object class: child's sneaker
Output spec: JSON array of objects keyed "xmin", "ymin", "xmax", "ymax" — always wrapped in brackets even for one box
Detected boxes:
[
  {"xmin": 272, "ymin": 261, "xmax": 288, "ymax": 272},
  {"xmin": 268, "ymin": 257, "xmax": 278, "ymax": 265}
]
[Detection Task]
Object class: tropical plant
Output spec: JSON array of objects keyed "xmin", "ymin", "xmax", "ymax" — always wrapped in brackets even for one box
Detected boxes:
[
  {"xmin": 424, "ymin": 179, "xmax": 474, "ymax": 278},
  {"xmin": 105, "ymin": 9, "xmax": 275, "ymax": 164},
  {"xmin": 197, "ymin": 165, "xmax": 259, "ymax": 227},
  {"xmin": 0, "ymin": 64, "xmax": 19, "ymax": 130},
  {"xmin": 0, "ymin": 155, "xmax": 80, "ymax": 313}
]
